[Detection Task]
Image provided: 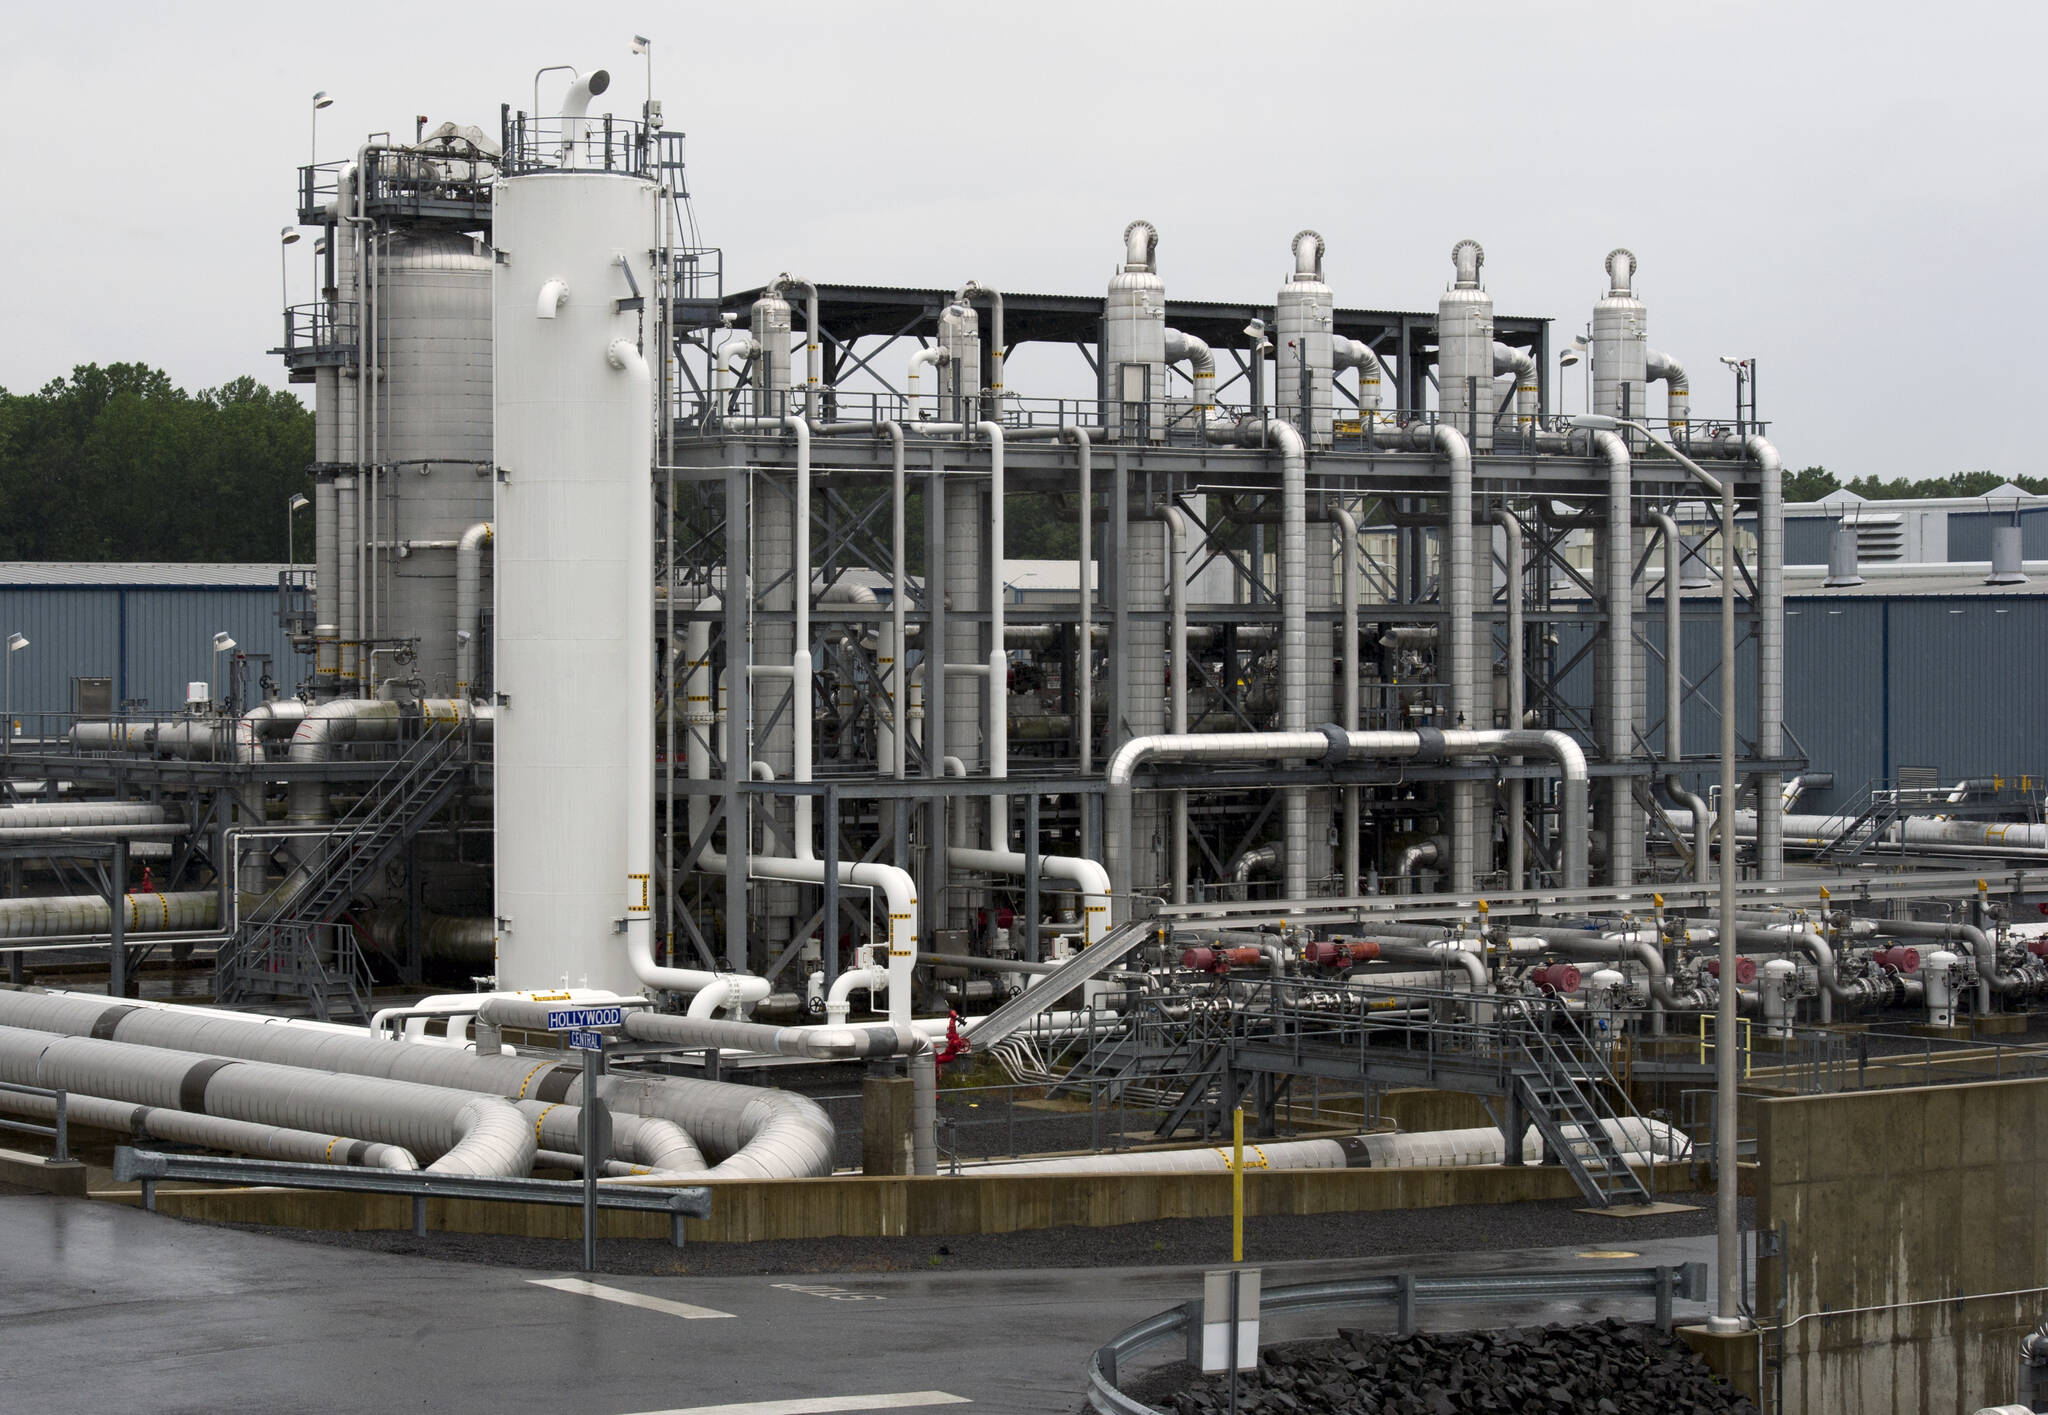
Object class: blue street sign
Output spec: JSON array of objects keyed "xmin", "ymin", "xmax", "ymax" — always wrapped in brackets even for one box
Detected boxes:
[
  {"xmin": 567, "ymin": 1030, "xmax": 605, "ymax": 1052},
  {"xmin": 546, "ymin": 1006, "xmax": 624, "ymax": 1031}
]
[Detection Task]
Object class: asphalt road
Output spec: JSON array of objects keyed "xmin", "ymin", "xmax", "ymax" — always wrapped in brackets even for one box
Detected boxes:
[{"xmin": 0, "ymin": 1192, "xmax": 1718, "ymax": 1415}]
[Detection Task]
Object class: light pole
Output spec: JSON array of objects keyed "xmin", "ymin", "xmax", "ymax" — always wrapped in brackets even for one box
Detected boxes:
[
  {"xmin": 1574, "ymin": 411, "xmax": 1745, "ymax": 1334},
  {"xmin": 279, "ymin": 227, "xmax": 300, "ymax": 341},
  {"xmin": 4, "ymin": 633, "xmax": 27, "ymax": 758},
  {"xmin": 632, "ymin": 35, "xmax": 652, "ymax": 118},
  {"xmin": 1558, "ymin": 346, "xmax": 1581, "ymax": 419},
  {"xmin": 1720, "ymin": 355, "xmax": 1752, "ymax": 437},
  {"xmin": 311, "ymin": 90, "xmax": 333, "ymax": 171},
  {"xmin": 287, "ymin": 492, "xmax": 311, "ymax": 566},
  {"xmin": 211, "ymin": 632, "xmax": 237, "ymax": 710}
]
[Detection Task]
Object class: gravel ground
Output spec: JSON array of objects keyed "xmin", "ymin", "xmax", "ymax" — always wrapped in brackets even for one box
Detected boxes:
[{"xmin": 198, "ymin": 1193, "xmax": 1747, "ymax": 1277}]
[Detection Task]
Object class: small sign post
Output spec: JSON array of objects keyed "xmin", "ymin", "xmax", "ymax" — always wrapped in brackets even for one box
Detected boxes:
[
  {"xmin": 1202, "ymin": 1267, "xmax": 1261, "ymax": 1414},
  {"xmin": 544, "ymin": 1008, "xmax": 624, "ymax": 1272}
]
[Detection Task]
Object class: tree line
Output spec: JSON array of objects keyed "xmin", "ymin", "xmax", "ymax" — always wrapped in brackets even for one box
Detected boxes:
[
  {"xmin": 0, "ymin": 364, "xmax": 313, "ymax": 562},
  {"xmin": 1784, "ymin": 465, "xmax": 2048, "ymax": 504}
]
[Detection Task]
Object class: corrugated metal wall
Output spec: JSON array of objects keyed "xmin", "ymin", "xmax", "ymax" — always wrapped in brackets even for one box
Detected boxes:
[
  {"xmin": 1544, "ymin": 592, "xmax": 2048, "ymax": 816},
  {"xmin": 0, "ymin": 583, "xmax": 304, "ymax": 721},
  {"xmin": 1947, "ymin": 508, "xmax": 2048, "ymax": 561}
]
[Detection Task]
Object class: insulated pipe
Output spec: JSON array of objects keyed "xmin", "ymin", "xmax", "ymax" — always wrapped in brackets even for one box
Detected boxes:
[
  {"xmin": 948, "ymin": 847, "xmax": 1110, "ymax": 947},
  {"xmin": 770, "ymin": 275, "xmax": 821, "ymax": 415},
  {"xmin": 0, "ymin": 804, "xmax": 169, "ymax": 829},
  {"xmin": 1330, "ymin": 505, "xmax": 1363, "ymax": 894},
  {"xmin": 0, "ymin": 1083, "xmax": 420, "ymax": 1170},
  {"xmin": 1491, "ymin": 342, "xmax": 1538, "ymax": 439},
  {"xmin": 1206, "ymin": 418, "xmax": 1312, "ymax": 898},
  {"xmin": 1377, "ymin": 940, "xmax": 1489, "ymax": 992},
  {"xmin": 314, "ymin": 472, "xmax": 339, "ymax": 692},
  {"xmin": 956, "ymin": 282, "xmax": 1004, "ymax": 409},
  {"xmin": 1736, "ymin": 924, "xmax": 1857, "ymax": 1023},
  {"xmin": 0, "ymin": 1025, "xmax": 534, "ymax": 1176},
  {"xmin": 555, "ymin": 68, "xmax": 610, "ymax": 158},
  {"xmin": 1442, "ymin": 923, "xmax": 1702, "ymax": 1013},
  {"xmin": 1593, "ymin": 428, "xmax": 1636, "ymax": 885},
  {"xmin": 0, "ymin": 891, "xmax": 217, "ymax": 940},
  {"xmin": 1395, "ymin": 840, "xmax": 1440, "ymax": 893},
  {"xmin": 1163, "ymin": 328, "xmax": 1216, "ymax": 422},
  {"xmin": 825, "ymin": 966, "xmax": 890, "ymax": 1025},
  {"xmin": 1490, "ymin": 509, "xmax": 1526, "ymax": 888},
  {"xmin": 1749, "ymin": 435, "xmax": 1785, "ymax": 882},
  {"xmin": 1, "ymin": 990, "xmax": 833, "ymax": 1180},
  {"xmin": 455, "ymin": 521, "xmax": 492, "ymax": 699},
  {"xmin": 477, "ymin": 997, "xmax": 923, "ymax": 1062},
  {"xmin": 1397, "ymin": 423, "xmax": 1479, "ymax": 883},
  {"xmin": 1230, "ymin": 844, "xmax": 1280, "ymax": 892},
  {"xmin": 335, "ymin": 470, "xmax": 359, "ymax": 690},
  {"xmin": 978, "ymin": 421, "xmax": 1009, "ymax": 843},
  {"xmin": 1103, "ymin": 727, "xmax": 1589, "ymax": 914},
  {"xmin": 1161, "ymin": 503, "xmax": 1192, "ymax": 901},
  {"xmin": 907, "ymin": 347, "xmax": 949, "ymax": 421},
  {"xmin": 1064, "ymin": 424, "xmax": 1094, "ymax": 776},
  {"xmin": 886, "ymin": 422, "xmax": 907, "ymax": 777},
  {"xmin": 1646, "ymin": 349, "xmax": 1689, "ymax": 439},
  {"xmin": 1331, "ymin": 337, "xmax": 1386, "ymax": 428}
]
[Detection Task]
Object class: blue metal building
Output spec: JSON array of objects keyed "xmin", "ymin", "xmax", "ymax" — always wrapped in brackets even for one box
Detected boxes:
[{"xmin": 0, "ymin": 564, "xmax": 304, "ymax": 721}]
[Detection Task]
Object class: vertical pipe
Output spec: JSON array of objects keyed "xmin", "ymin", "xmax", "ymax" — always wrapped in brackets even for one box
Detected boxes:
[
  {"xmin": 1065, "ymin": 425, "xmax": 1093, "ymax": 777},
  {"xmin": 1750, "ymin": 436, "xmax": 1785, "ymax": 882},
  {"xmin": 1713, "ymin": 472, "xmax": 1740, "ymax": 1333},
  {"xmin": 1491, "ymin": 509, "xmax": 1524, "ymax": 890},
  {"xmin": 1429, "ymin": 425, "xmax": 1476, "ymax": 890},
  {"xmin": 979, "ymin": 422, "xmax": 1008, "ymax": 846},
  {"xmin": 1593, "ymin": 429, "xmax": 1636, "ymax": 886},
  {"xmin": 885, "ymin": 423, "xmax": 906, "ymax": 779},
  {"xmin": 1330, "ymin": 506, "xmax": 1361, "ymax": 895},
  {"xmin": 1269, "ymin": 422, "xmax": 1311, "ymax": 902},
  {"xmin": 1162, "ymin": 504, "xmax": 1190, "ymax": 903}
]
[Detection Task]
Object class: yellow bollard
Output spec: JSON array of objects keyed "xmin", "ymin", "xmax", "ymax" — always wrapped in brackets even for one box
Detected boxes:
[{"xmin": 1232, "ymin": 1105, "xmax": 1245, "ymax": 1264}]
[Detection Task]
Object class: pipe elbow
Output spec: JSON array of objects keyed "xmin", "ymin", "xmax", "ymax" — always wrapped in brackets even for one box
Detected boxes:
[
  {"xmin": 1604, "ymin": 247, "xmax": 1637, "ymax": 296},
  {"xmin": 1451, "ymin": 239, "xmax": 1484, "ymax": 288},
  {"xmin": 1646, "ymin": 348, "xmax": 1687, "ymax": 390},
  {"xmin": 1122, "ymin": 219, "xmax": 1159, "ymax": 271},
  {"xmin": 535, "ymin": 279, "xmax": 568, "ymax": 319},
  {"xmin": 1290, "ymin": 229, "xmax": 1325, "ymax": 280}
]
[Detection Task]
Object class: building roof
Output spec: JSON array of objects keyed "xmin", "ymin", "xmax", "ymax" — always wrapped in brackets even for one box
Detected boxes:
[
  {"xmin": 0, "ymin": 563, "xmax": 289, "ymax": 588},
  {"xmin": 1784, "ymin": 565, "xmax": 2048, "ymax": 598}
]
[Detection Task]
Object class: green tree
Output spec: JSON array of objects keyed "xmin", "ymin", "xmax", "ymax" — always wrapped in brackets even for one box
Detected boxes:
[
  {"xmin": 1783, "ymin": 465, "xmax": 1840, "ymax": 503},
  {"xmin": 0, "ymin": 365, "xmax": 312, "ymax": 561}
]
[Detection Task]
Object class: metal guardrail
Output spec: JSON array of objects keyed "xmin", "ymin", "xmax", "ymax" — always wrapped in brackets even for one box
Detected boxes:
[
  {"xmin": 0, "ymin": 1081, "xmax": 71, "ymax": 1162},
  {"xmin": 1085, "ymin": 1263, "xmax": 1708, "ymax": 1415},
  {"xmin": 113, "ymin": 1148, "xmax": 712, "ymax": 1246}
]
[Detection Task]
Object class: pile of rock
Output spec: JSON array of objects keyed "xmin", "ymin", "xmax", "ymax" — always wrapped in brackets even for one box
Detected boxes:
[{"xmin": 1163, "ymin": 1319, "xmax": 1759, "ymax": 1415}]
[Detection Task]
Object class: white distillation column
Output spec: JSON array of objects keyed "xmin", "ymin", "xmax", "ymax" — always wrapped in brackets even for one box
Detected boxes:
[
  {"xmin": 946, "ymin": 473, "xmax": 989, "ymax": 864},
  {"xmin": 1104, "ymin": 220, "xmax": 1167, "ymax": 441},
  {"xmin": 491, "ymin": 157, "xmax": 660, "ymax": 996},
  {"xmin": 750, "ymin": 293, "xmax": 799, "ymax": 958},
  {"xmin": 1273, "ymin": 230, "xmax": 1334, "ymax": 450},
  {"xmin": 1437, "ymin": 240, "xmax": 1494, "ymax": 453},
  {"xmin": 1124, "ymin": 516, "xmax": 1169, "ymax": 895},
  {"xmin": 1592, "ymin": 248, "xmax": 1648, "ymax": 442},
  {"xmin": 937, "ymin": 300, "xmax": 981, "ymax": 423},
  {"xmin": 376, "ymin": 228, "xmax": 495, "ymax": 695}
]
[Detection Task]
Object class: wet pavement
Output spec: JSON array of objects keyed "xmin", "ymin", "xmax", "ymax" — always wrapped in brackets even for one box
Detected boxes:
[{"xmin": 0, "ymin": 1190, "xmax": 1717, "ymax": 1415}]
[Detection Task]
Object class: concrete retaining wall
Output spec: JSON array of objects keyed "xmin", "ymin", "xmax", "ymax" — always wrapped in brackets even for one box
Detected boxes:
[{"xmin": 1755, "ymin": 1076, "xmax": 2048, "ymax": 1413}]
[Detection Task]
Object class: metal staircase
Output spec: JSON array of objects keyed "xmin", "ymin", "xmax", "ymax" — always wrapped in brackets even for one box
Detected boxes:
[
  {"xmin": 1508, "ymin": 1000, "xmax": 1655, "ymax": 1206},
  {"xmin": 215, "ymin": 726, "xmax": 473, "ymax": 1020},
  {"xmin": 1814, "ymin": 781, "xmax": 1904, "ymax": 862},
  {"xmin": 963, "ymin": 916, "xmax": 1161, "ymax": 1050}
]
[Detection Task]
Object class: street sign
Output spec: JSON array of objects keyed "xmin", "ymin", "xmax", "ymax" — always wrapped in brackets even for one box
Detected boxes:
[
  {"xmin": 567, "ymin": 1030, "xmax": 605, "ymax": 1052},
  {"xmin": 546, "ymin": 1006, "xmax": 624, "ymax": 1031},
  {"xmin": 1200, "ymin": 1268, "xmax": 1261, "ymax": 1374}
]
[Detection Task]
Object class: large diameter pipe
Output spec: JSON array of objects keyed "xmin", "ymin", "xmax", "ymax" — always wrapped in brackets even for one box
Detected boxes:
[
  {"xmin": 1490, "ymin": 509, "xmax": 1525, "ymax": 888},
  {"xmin": 477, "ymin": 997, "xmax": 922, "ymax": 1062},
  {"xmin": 0, "ymin": 1025, "xmax": 534, "ymax": 1176},
  {"xmin": 0, "ymin": 891, "xmax": 217, "ymax": 941},
  {"xmin": 948, "ymin": 846, "xmax": 1110, "ymax": 946},
  {"xmin": 1064, "ymin": 424, "xmax": 1094, "ymax": 777},
  {"xmin": 455, "ymin": 521, "xmax": 492, "ymax": 699},
  {"xmin": 0, "ymin": 1082, "xmax": 419, "ymax": 1170},
  {"xmin": 1102, "ymin": 727, "xmax": 1589, "ymax": 914},
  {"xmin": 0, "ymin": 990, "xmax": 835, "ymax": 1179}
]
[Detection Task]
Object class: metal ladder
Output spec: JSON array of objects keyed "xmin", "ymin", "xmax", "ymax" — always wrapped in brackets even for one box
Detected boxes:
[
  {"xmin": 1509, "ymin": 1000, "xmax": 1656, "ymax": 1207},
  {"xmin": 216, "ymin": 727, "xmax": 472, "ymax": 1020}
]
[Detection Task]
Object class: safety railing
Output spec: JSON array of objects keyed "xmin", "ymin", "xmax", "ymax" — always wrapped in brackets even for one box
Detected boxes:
[
  {"xmin": 114, "ymin": 1148, "xmax": 712, "ymax": 1246},
  {"xmin": 680, "ymin": 385, "xmax": 1765, "ymax": 456},
  {"xmin": 501, "ymin": 114, "xmax": 674, "ymax": 178},
  {"xmin": 1085, "ymin": 1263, "xmax": 1709, "ymax": 1414},
  {"xmin": 0, "ymin": 1081, "xmax": 71, "ymax": 1162},
  {"xmin": 277, "ymin": 301, "xmax": 358, "ymax": 368}
]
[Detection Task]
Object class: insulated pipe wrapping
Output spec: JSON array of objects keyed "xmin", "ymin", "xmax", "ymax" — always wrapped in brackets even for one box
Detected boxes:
[
  {"xmin": 1103, "ymin": 727, "xmax": 1588, "ymax": 912},
  {"xmin": 1646, "ymin": 349, "xmax": 1688, "ymax": 437},
  {"xmin": 0, "ymin": 803, "xmax": 170, "ymax": 828},
  {"xmin": 0, "ymin": 891, "xmax": 216, "ymax": 940},
  {"xmin": 0, "ymin": 1083, "xmax": 420, "ymax": 1170},
  {"xmin": 0, "ymin": 1025, "xmax": 534, "ymax": 1175},
  {"xmin": 1400, "ymin": 423, "xmax": 1478, "ymax": 882},
  {"xmin": 947, "ymin": 847, "xmax": 1110, "ymax": 946},
  {"xmin": 455, "ymin": 521, "xmax": 492, "ymax": 698},
  {"xmin": 1593, "ymin": 428, "xmax": 1637, "ymax": 885},
  {"xmin": 0, "ymin": 991, "xmax": 836, "ymax": 1179},
  {"xmin": 479, "ymin": 997, "xmax": 923, "ymax": 1062}
]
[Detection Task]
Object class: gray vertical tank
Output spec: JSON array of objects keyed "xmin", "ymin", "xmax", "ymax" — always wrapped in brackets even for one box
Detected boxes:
[
  {"xmin": 937, "ymin": 300, "xmax": 982, "ymax": 419},
  {"xmin": 749, "ymin": 288, "xmax": 793, "ymax": 415},
  {"xmin": 1592, "ymin": 248, "xmax": 1647, "ymax": 441},
  {"xmin": 372, "ymin": 229, "xmax": 495, "ymax": 695},
  {"xmin": 1273, "ymin": 231, "xmax": 1334, "ymax": 449},
  {"xmin": 1104, "ymin": 221, "xmax": 1166, "ymax": 442},
  {"xmin": 1436, "ymin": 241, "xmax": 1494, "ymax": 452}
]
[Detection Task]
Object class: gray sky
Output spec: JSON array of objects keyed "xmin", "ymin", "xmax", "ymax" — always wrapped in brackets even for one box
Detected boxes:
[{"xmin": 4, "ymin": 0, "xmax": 2040, "ymax": 482}]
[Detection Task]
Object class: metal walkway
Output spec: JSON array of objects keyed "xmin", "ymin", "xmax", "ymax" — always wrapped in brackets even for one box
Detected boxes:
[{"xmin": 962, "ymin": 917, "xmax": 1162, "ymax": 1050}]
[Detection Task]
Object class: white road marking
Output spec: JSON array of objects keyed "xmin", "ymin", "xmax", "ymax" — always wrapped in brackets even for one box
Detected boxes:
[
  {"xmin": 528, "ymin": 1276, "xmax": 736, "ymax": 1320},
  {"xmin": 770, "ymin": 1281, "xmax": 885, "ymax": 1301},
  {"xmin": 618, "ymin": 1395, "xmax": 969, "ymax": 1415}
]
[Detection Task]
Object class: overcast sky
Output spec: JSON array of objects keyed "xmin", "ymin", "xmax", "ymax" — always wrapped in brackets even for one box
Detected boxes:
[{"xmin": 4, "ymin": 0, "xmax": 2041, "ymax": 482}]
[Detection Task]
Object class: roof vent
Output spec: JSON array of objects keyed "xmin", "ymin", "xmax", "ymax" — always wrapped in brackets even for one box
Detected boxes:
[
  {"xmin": 1987, "ymin": 523, "xmax": 2027, "ymax": 585},
  {"xmin": 1824, "ymin": 523, "xmax": 1863, "ymax": 587}
]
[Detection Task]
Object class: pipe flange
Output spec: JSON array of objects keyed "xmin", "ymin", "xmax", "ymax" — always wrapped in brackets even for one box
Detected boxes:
[
  {"xmin": 1318, "ymin": 723, "xmax": 1350, "ymax": 767},
  {"xmin": 1413, "ymin": 727, "xmax": 1447, "ymax": 763}
]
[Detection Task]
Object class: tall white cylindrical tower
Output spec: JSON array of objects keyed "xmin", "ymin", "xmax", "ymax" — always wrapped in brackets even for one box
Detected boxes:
[
  {"xmin": 748, "ymin": 288, "xmax": 792, "ymax": 415},
  {"xmin": 1273, "ymin": 231, "xmax": 1334, "ymax": 450},
  {"xmin": 1104, "ymin": 220, "xmax": 1166, "ymax": 442},
  {"xmin": 491, "ymin": 166, "xmax": 659, "ymax": 996},
  {"xmin": 1592, "ymin": 247, "xmax": 1648, "ymax": 443},
  {"xmin": 937, "ymin": 300, "xmax": 982, "ymax": 416},
  {"xmin": 1436, "ymin": 240, "xmax": 1494, "ymax": 452}
]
